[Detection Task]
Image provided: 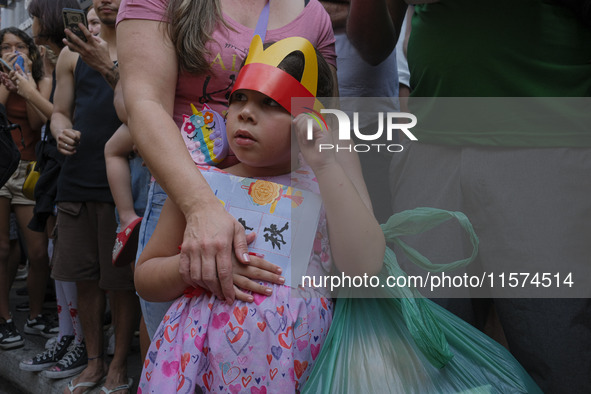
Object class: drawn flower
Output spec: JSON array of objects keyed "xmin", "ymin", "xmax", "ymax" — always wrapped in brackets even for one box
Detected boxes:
[
  {"xmin": 203, "ymin": 111, "xmax": 214, "ymax": 124},
  {"xmin": 249, "ymin": 180, "xmax": 282, "ymax": 206}
]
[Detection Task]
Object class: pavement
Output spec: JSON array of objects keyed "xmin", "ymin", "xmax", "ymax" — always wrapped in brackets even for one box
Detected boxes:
[{"xmin": 0, "ymin": 278, "xmax": 142, "ymax": 394}]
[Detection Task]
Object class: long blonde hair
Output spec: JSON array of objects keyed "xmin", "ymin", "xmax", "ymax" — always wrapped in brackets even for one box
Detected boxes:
[{"xmin": 166, "ymin": 0, "xmax": 225, "ymax": 75}]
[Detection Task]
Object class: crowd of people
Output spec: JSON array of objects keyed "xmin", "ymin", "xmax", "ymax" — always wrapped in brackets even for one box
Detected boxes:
[{"xmin": 0, "ymin": 0, "xmax": 589, "ymax": 393}]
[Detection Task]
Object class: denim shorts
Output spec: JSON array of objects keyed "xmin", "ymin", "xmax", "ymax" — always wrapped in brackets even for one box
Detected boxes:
[{"xmin": 136, "ymin": 181, "xmax": 175, "ymax": 339}]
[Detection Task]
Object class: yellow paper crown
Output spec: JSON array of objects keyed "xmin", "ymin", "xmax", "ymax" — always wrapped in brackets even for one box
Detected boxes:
[{"xmin": 232, "ymin": 35, "xmax": 324, "ymax": 115}]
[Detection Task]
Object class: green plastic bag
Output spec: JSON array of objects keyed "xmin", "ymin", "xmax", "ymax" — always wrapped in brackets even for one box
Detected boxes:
[{"xmin": 303, "ymin": 208, "xmax": 542, "ymax": 394}]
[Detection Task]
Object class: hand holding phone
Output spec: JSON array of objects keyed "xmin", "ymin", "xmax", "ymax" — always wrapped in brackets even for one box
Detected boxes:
[
  {"xmin": 0, "ymin": 58, "xmax": 13, "ymax": 73},
  {"xmin": 63, "ymin": 8, "xmax": 88, "ymax": 42},
  {"xmin": 14, "ymin": 54, "xmax": 25, "ymax": 71}
]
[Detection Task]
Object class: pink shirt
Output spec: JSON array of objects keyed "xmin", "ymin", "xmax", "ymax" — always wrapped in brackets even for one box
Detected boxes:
[{"xmin": 118, "ymin": 0, "xmax": 336, "ymax": 127}]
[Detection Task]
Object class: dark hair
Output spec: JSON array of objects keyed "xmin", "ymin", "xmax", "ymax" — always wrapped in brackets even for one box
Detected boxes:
[
  {"xmin": 0, "ymin": 27, "xmax": 44, "ymax": 82},
  {"xmin": 277, "ymin": 48, "xmax": 334, "ymax": 99},
  {"xmin": 28, "ymin": 0, "xmax": 82, "ymax": 49},
  {"xmin": 237, "ymin": 42, "xmax": 334, "ymax": 100}
]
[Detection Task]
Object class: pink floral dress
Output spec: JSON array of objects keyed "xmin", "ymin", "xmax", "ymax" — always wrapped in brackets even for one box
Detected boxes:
[{"xmin": 138, "ymin": 166, "xmax": 334, "ymax": 393}]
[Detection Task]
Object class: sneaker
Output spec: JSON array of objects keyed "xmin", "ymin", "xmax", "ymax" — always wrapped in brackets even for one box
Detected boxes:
[
  {"xmin": 0, "ymin": 319, "xmax": 25, "ymax": 350},
  {"xmin": 42, "ymin": 341, "xmax": 87, "ymax": 379},
  {"xmin": 106, "ymin": 325, "xmax": 115, "ymax": 356},
  {"xmin": 19, "ymin": 335, "xmax": 74, "ymax": 372},
  {"xmin": 16, "ymin": 286, "xmax": 28, "ymax": 296},
  {"xmin": 45, "ymin": 336, "xmax": 58, "ymax": 350},
  {"xmin": 15, "ymin": 261, "xmax": 29, "ymax": 280},
  {"xmin": 24, "ymin": 314, "xmax": 59, "ymax": 338},
  {"xmin": 16, "ymin": 286, "xmax": 29, "ymax": 297}
]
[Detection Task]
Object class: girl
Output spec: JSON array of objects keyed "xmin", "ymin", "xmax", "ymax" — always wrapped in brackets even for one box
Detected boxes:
[
  {"xmin": 117, "ymin": 0, "xmax": 372, "ymax": 343},
  {"xmin": 134, "ymin": 37, "xmax": 385, "ymax": 393}
]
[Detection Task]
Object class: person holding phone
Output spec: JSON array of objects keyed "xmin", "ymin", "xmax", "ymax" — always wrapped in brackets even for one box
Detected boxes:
[{"xmin": 0, "ymin": 27, "xmax": 54, "ymax": 351}]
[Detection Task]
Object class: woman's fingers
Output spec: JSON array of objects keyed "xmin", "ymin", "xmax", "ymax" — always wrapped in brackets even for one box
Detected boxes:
[{"xmin": 215, "ymin": 245, "xmax": 235, "ymax": 303}]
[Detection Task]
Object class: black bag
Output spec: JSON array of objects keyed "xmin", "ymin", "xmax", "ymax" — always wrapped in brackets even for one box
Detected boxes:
[{"xmin": 0, "ymin": 103, "xmax": 22, "ymax": 188}]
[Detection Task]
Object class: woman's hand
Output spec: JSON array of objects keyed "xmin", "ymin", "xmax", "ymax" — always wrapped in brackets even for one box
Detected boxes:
[
  {"xmin": 179, "ymin": 214, "xmax": 266, "ymax": 303},
  {"xmin": 9, "ymin": 68, "xmax": 36, "ymax": 100},
  {"xmin": 0, "ymin": 71, "xmax": 17, "ymax": 92}
]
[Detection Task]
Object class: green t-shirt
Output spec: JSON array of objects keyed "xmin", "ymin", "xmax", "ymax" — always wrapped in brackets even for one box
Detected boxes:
[{"xmin": 407, "ymin": 0, "xmax": 591, "ymax": 147}]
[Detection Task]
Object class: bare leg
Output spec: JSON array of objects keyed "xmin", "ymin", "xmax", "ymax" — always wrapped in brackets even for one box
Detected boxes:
[
  {"xmin": 14, "ymin": 205, "xmax": 49, "ymax": 320},
  {"xmin": 0, "ymin": 197, "xmax": 12, "ymax": 321},
  {"xmin": 65, "ymin": 280, "xmax": 106, "ymax": 394},
  {"xmin": 7, "ymin": 239, "xmax": 20, "ymax": 287},
  {"xmin": 103, "ymin": 289, "xmax": 139, "ymax": 392}
]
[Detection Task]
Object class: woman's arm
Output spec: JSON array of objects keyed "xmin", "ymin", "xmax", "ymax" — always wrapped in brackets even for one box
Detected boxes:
[
  {"xmin": 117, "ymin": 19, "xmax": 252, "ymax": 303},
  {"xmin": 9, "ymin": 53, "xmax": 52, "ymax": 130},
  {"xmin": 10, "ymin": 72, "xmax": 53, "ymax": 121},
  {"xmin": 136, "ymin": 198, "xmax": 285, "ymax": 303},
  {"xmin": 294, "ymin": 115, "xmax": 386, "ymax": 276},
  {"xmin": 0, "ymin": 80, "xmax": 10, "ymax": 105},
  {"xmin": 23, "ymin": 75, "xmax": 52, "ymax": 131}
]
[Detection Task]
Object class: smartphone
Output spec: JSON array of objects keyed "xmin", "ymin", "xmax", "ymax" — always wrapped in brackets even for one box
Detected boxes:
[
  {"xmin": 62, "ymin": 8, "xmax": 88, "ymax": 42},
  {"xmin": 0, "ymin": 58, "xmax": 13, "ymax": 72},
  {"xmin": 14, "ymin": 55, "xmax": 24, "ymax": 70}
]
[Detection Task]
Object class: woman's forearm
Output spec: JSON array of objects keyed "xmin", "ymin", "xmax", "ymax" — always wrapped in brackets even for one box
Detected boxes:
[{"xmin": 23, "ymin": 86, "xmax": 53, "ymax": 120}]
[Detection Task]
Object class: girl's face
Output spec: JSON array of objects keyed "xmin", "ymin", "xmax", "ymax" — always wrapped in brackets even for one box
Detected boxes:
[
  {"xmin": 31, "ymin": 17, "xmax": 42, "ymax": 45},
  {"xmin": 87, "ymin": 8, "xmax": 101, "ymax": 36},
  {"xmin": 1, "ymin": 33, "xmax": 29, "ymax": 57},
  {"xmin": 227, "ymin": 89, "xmax": 293, "ymax": 177}
]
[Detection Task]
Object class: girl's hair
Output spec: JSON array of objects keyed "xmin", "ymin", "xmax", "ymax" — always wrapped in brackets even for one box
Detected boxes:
[
  {"xmin": 0, "ymin": 27, "xmax": 44, "ymax": 82},
  {"xmin": 277, "ymin": 48, "xmax": 334, "ymax": 99},
  {"xmin": 42, "ymin": 45, "xmax": 58, "ymax": 67},
  {"xmin": 166, "ymin": 0, "xmax": 225, "ymax": 75},
  {"xmin": 28, "ymin": 0, "xmax": 82, "ymax": 49}
]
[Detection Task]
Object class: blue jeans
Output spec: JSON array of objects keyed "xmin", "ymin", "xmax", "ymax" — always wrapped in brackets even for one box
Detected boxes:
[
  {"xmin": 130, "ymin": 155, "xmax": 150, "ymax": 216},
  {"xmin": 135, "ymin": 181, "xmax": 174, "ymax": 339}
]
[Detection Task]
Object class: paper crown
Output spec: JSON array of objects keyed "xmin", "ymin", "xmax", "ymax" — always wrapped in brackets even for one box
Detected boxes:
[{"xmin": 231, "ymin": 35, "xmax": 324, "ymax": 116}]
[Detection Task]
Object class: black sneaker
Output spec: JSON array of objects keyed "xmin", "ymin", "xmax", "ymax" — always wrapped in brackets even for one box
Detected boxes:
[
  {"xmin": 42, "ymin": 341, "xmax": 87, "ymax": 379},
  {"xmin": 0, "ymin": 319, "xmax": 25, "ymax": 350},
  {"xmin": 24, "ymin": 314, "xmax": 59, "ymax": 338},
  {"xmin": 19, "ymin": 335, "xmax": 74, "ymax": 372},
  {"xmin": 16, "ymin": 286, "xmax": 28, "ymax": 296}
]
